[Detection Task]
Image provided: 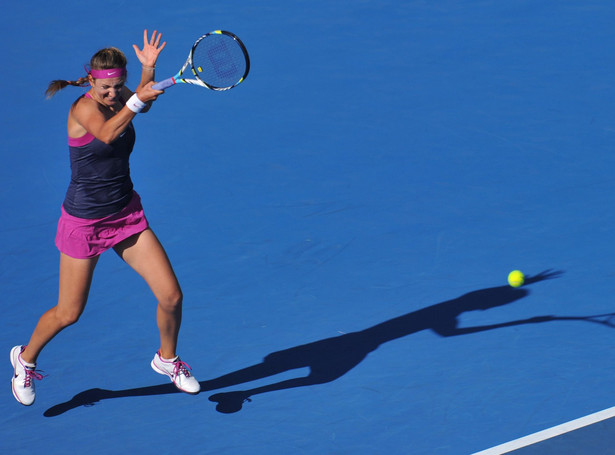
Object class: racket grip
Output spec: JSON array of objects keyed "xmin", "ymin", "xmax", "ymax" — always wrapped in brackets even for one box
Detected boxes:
[{"xmin": 152, "ymin": 77, "xmax": 175, "ymax": 90}]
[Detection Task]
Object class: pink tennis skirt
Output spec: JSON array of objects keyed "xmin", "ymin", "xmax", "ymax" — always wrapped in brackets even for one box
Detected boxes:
[{"xmin": 55, "ymin": 191, "xmax": 149, "ymax": 259}]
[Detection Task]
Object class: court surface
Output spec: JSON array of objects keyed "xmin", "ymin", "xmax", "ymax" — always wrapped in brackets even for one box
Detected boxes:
[{"xmin": 2, "ymin": 1, "xmax": 615, "ymax": 454}]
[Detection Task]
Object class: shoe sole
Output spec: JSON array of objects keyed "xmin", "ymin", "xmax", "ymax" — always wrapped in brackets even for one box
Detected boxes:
[
  {"xmin": 151, "ymin": 358, "xmax": 200, "ymax": 395},
  {"xmin": 10, "ymin": 346, "xmax": 34, "ymax": 406}
]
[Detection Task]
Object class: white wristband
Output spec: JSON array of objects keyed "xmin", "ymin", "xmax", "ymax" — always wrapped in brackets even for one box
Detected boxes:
[{"xmin": 125, "ymin": 93, "xmax": 147, "ymax": 113}]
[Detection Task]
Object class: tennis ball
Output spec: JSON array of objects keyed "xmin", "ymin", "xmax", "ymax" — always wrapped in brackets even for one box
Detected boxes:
[{"xmin": 508, "ymin": 270, "xmax": 525, "ymax": 288}]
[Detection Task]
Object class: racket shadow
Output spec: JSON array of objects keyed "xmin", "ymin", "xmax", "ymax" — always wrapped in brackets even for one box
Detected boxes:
[{"xmin": 45, "ymin": 269, "xmax": 575, "ymax": 416}]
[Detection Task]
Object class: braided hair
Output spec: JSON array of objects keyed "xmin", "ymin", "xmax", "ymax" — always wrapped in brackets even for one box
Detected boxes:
[{"xmin": 46, "ymin": 47, "xmax": 127, "ymax": 99}]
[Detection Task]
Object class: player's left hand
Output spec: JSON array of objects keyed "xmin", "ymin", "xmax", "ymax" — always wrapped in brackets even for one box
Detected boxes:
[{"xmin": 133, "ymin": 29, "xmax": 166, "ymax": 67}]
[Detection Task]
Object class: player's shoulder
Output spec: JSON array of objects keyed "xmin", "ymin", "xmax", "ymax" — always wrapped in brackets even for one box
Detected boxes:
[
  {"xmin": 71, "ymin": 93, "xmax": 94, "ymax": 109},
  {"xmin": 71, "ymin": 94, "xmax": 103, "ymax": 116}
]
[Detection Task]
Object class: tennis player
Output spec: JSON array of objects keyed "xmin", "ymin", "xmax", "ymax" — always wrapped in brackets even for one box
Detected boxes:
[{"xmin": 10, "ymin": 30, "xmax": 200, "ymax": 406}]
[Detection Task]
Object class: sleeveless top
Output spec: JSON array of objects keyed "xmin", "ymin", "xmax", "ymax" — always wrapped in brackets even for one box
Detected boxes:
[{"xmin": 62, "ymin": 93, "xmax": 136, "ymax": 219}]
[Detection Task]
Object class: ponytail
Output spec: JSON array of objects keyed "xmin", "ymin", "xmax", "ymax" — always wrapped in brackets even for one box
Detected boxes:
[
  {"xmin": 45, "ymin": 76, "xmax": 90, "ymax": 99},
  {"xmin": 46, "ymin": 47, "xmax": 127, "ymax": 99}
]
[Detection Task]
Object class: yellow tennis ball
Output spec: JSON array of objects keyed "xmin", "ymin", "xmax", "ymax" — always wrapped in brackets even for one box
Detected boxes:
[{"xmin": 508, "ymin": 270, "xmax": 525, "ymax": 288}]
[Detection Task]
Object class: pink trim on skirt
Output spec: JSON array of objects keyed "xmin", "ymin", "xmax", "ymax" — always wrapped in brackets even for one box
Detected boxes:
[{"xmin": 55, "ymin": 192, "xmax": 149, "ymax": 259}]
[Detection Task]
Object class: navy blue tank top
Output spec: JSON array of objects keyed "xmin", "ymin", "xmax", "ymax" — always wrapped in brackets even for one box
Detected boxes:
[{"xmin": 63, "ymin": 94, "xmax": 136, "ymax": 219}]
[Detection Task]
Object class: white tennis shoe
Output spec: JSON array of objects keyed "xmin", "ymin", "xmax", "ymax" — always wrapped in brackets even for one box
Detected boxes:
[
  {"xmin": 151, "ymin": 351, "xmax": 200, "ymax": 395},
  {"xmin": 10, "ymin": 346, "xmax": 43, "ymax": 406}
]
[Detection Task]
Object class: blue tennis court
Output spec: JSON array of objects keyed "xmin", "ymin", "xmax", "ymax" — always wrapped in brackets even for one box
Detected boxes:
[{"xmin": 2, "ymin": 1, "xmax": 615, "ymax": 454}]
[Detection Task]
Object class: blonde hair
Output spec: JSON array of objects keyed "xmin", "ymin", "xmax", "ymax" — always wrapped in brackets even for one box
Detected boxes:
[{"xmin": 46, "ymin": 47, "xmax": 128, "ymax": 99}]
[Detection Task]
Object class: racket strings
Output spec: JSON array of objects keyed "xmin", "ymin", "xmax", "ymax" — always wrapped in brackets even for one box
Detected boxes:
[{"xmin": 192, "ymin": 34, "xmax": 247, "ymax": 89}]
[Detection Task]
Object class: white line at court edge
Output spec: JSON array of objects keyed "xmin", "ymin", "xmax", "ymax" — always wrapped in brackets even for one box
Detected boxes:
[{"xmin": 472, "ymin": 406, "xmax": 615, "ymax": 455}]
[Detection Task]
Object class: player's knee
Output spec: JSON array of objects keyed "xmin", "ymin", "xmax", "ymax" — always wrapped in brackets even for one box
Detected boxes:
[
  {"xmin": 55, "ymin": 306, "xmax": 84, "ymax": 327},
  {"xmin": 159, "ymin": 288, "xmax": 183, "ymax": 313}
]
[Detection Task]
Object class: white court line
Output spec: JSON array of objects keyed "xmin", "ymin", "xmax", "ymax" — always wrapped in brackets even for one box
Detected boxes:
[{"xmin": 472, "ymin": 406, "xmax": 615, "ymax": 455}]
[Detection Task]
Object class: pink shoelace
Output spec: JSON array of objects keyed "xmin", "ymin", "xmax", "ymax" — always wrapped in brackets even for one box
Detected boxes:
[
  {"xmin": 17, "ymin": 347, "xmax": 45, "ymax": 387},
  {"xmin": 172, "ymin": 359, "xmax": 193, "ymax": 378},
  {"xmin": 23, "ymin": 367, "xmax": 45, "ymax": 387}
]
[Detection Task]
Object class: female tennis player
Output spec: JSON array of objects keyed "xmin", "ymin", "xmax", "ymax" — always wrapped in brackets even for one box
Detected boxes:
[{"xmin": 10, "ymin": 30, "xmax": 200, "ymax": 406}]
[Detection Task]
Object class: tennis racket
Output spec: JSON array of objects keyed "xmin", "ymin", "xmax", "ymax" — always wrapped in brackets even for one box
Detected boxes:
[{"xmin": 153, "ymin": 30, "xmax": 249, "ymax": 91}]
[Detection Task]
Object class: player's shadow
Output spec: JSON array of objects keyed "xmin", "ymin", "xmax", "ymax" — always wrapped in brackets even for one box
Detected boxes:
[{"xmin": 45, "ymin": 270, "xmax": 579, "ymax": 416}]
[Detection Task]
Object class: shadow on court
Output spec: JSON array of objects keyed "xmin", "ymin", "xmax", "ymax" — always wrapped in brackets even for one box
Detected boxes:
[{"xmin": 45, "ymin": 269, "xmax": 594, "ymax": 417}]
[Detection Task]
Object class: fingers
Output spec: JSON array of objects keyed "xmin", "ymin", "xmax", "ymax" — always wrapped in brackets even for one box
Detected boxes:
[
  {"xmin": 134, "ymin": 30, "xmax": 166, "ymax": 65},
  {"xmin": 146, "ymin": 80, "xmax": 165, "ymax": 96},
  {"xmin": 145, "ymin": 29, "xmax": 165, "ymax": 51},
  {"xmin": 136, "ymin": 82, "xmax": 164, "ymax": 103},
  {"xmin": 147, "ymin": 80, "xmax": 164, "ymax": 94},
  {"xmin": 152, "ymin": 31, "xmax": 166, "ymax": 52}
]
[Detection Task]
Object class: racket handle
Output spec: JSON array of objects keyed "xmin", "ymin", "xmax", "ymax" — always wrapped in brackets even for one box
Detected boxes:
[{"xmin": 152, "ymin": 77, "xmax": 176, "ymax": 90}]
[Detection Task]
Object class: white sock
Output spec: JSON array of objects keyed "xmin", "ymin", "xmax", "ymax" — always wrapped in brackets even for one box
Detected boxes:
[{"xmin": 20, "ymin": 355, "xmax": 36, "ymax": 369}]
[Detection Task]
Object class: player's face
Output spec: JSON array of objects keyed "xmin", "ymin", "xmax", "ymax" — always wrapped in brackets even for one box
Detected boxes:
[{"xmin": 90, "ymin": 77, "xmax": 126, "ymax": 106}]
